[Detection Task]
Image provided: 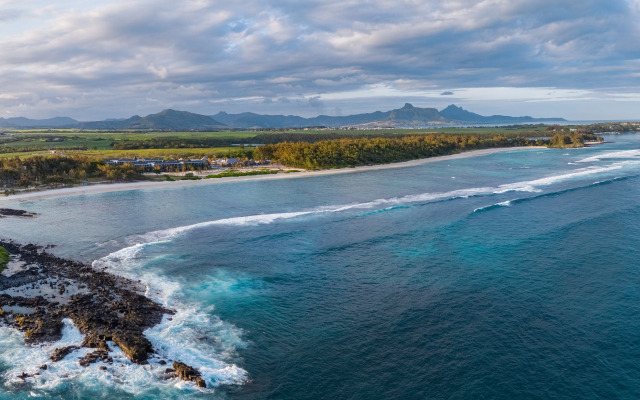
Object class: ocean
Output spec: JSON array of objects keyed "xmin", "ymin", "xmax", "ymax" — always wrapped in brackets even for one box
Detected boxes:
[{"xmin": 2, "ymin": 134, "xmax": 640, "ymax": 399}]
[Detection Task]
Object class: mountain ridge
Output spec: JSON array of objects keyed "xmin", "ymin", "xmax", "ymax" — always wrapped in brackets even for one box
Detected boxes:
[
  {"xmin": 212, "ymin": 103, "xmax": 564, "ymax": 128},
  {"xmin": 0, "ymin": 104, "xmax": 565, "ymax": 130}
]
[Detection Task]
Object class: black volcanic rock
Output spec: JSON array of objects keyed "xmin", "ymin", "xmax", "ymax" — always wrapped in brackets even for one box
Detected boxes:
[
  {"xmin": 173, "ymin": 361, "xmax": 206, "ymax": 388},
  {"xmin": 50, "ymin": 346, "xmax": 79, "ymax": 362},
  {"xmin": 0, "ymin": 208, "xmax": 37, "ymax": 218},
  {"xmin": 0, "ymin": 240, "xmax": 173, "ymax": 366}
]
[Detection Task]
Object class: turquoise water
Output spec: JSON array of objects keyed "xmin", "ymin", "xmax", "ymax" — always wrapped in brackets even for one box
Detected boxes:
[{"xmin": 2, "ymin": 135, "xmax": 640, "ymax": 399}]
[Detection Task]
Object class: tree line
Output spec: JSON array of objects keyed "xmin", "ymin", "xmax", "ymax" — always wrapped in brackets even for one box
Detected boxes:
[
  {"xmin": 254, "ymin": 134, "xmax": 534, "ymax": 169},
  {"xmin": 253, "ymin": 133, "xmax": 605, "ymax": 169},
  {"xmin": 0, "ymin": 155, "xmax": 143, "ymax": 188}
]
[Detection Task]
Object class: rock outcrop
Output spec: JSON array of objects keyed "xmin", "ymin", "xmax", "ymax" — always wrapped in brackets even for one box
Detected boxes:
[
  {"xmin": 0, "ymin": 240, "xmax": 212, "ymax": 388},
  {"xmin": 173, "ymin": 361, "xmax": 207, "ymax": 388},
  {"xmin": 0, "ymin": 240, "xmax": 169, "ymax": 364}
]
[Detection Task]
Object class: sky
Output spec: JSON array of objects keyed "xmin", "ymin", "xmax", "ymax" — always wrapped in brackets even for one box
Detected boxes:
[{"xmin": 0, "ymin": 0, "xmax": 639, "ymax": 121}]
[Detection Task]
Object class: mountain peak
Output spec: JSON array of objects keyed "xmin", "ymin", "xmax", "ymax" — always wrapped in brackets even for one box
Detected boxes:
[
  {"xmin": 442, "ymin": 104, "xmax": 463, "ymax": 111},
  {"xmin": 156, "ymin": 109, "xmax": 185, "ymax": 115},
  {"xmin": 402, "ymin": 103, "xmax": 414, "ymax": 109}
]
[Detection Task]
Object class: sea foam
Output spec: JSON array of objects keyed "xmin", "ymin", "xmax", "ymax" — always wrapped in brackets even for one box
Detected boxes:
[
  {"xmin": 577, "ymin": 149, "xmax": 640, "ymax": 163},
  {"xmin": 92, "ymin": 248, "xmax": 249, "ymax": 392},
  {"xmin": 7, "ymin": 158, "xmax": 634, "ymax": 395},
  {"xmin": 121, "ymin": 161, "xmax": 639, "ymax": 247},
  {"xmin": 0, "ymin": 238, "xmax": 250, "ymax": 395}
]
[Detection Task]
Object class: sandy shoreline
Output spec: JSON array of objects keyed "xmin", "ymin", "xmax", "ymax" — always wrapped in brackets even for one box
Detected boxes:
[{"xmin": 0, "ymin": 147, "xmax": 545, "ymax": 202}]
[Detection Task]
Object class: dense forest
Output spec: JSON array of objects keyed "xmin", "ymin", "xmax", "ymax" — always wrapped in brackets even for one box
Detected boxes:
[
  {"xmin": 254, "ymin": 134, "xmax": 536, "ymax": 169},
  {"xmin": 254, "ymin": 132, "xmax": 604, "ymax": 169}
]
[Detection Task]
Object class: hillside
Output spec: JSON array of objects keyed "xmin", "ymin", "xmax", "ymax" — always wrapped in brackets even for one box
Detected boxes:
[
  {"xmin": 78, "ymin": 109, "xmax": 226, "ymax": 130},
  {"xmin": 1, "ymin": 104, "xmax": 565, "ymax": 130},
  {"xmin": 440, "ymin": 105, "xmax": 564, "ymax": 124},
  {"xmin": 0, "ymin": 116, "xmax": 78, "ymax": 128},
  {"xmin": 212, "ymin": 103, "xmax": 564, "ymax": 128}
]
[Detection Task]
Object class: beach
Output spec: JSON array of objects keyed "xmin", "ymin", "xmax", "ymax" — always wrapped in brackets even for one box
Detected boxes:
[{"xmin": 0, "ymin": 147, "xmax": 544, "ymax": 202}]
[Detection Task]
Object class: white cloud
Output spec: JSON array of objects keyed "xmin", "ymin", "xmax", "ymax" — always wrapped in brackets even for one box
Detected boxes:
[
  {"xmin": 0, "ymin": 0, "xmax": 638, "ymax": 119},
  {"xmin": 147, "ymin": 65, "xmax": 169, "ymax": 79}
]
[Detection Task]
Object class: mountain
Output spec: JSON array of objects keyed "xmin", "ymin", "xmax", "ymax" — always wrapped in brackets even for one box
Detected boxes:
[
  {"xmin": 386, "ymin": 103, "xmax": 444, "ymax": 126},
  {"xmin": 210, "ymin": 110, "xmax": 390, "ymax": 128},
  {"xmin": 1, "ymin": 105, "xmax": 565, "ymax": 130},
  {"xmin": 212, "ymin": 103, "xmax": 563, "ymax": 128},
  {"xmin": 211, "ymin": 104, "xmax": 443, "ymax": 128},
  {"xmin": 440, "ymin": 104, "xmax": 564, "ymax": 124},
  {"xmin": 212, "ymin": 112, "xmax": 309, "ymax": 128},
  {"xmin": 0, "ymin": 116, "xmax": 78, "ymax": 128},
  {"xmin": 78, "ymin": 109, "xmax": 226, "ymax": 130}
]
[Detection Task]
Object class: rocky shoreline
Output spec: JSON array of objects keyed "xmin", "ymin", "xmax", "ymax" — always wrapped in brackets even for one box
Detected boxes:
[
  {"xmin": 0, "ymin": 240, "xmax": 208, "ymax": 388},
  {"xmin": 0, "ymin": 208, "xmax": 37, "ymax": 218}
]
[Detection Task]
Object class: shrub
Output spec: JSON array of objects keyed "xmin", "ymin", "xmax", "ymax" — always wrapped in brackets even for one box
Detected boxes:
[{"xmin": 0, "ymin": 246, "xmax": 10, "ymax": 272}]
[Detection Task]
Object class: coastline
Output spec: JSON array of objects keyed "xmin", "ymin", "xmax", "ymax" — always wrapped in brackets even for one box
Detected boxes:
[{"xmin": 0, "ymin": 147, "xmax": 545, "ymax": 202}]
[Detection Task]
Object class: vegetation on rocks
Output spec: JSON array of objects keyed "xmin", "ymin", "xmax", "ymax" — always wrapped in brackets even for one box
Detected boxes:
[{"xmin": 0, "ymin": 246, "xmax": 9, "ymax": 272}]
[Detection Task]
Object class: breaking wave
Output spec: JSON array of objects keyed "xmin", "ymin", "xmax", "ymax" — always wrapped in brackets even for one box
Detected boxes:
[
  {"xmin": 89, "ymin": 247, "xmax": 249, "ymax": 394},
  {"xmin": 6, "ymin": 159, "xmax": 635, "ymax": 396},
  {"xmin": 0, "ymin": 252, "xmax": 248, "ymax": 396},
  {"xmin": 117, "ymin": 161, "xmax": 638, "ymax": 247},
  {"xmin": 577, "ymin": 149, "xmax": 640, "ymax": 163},
  {"xmin": 473, "ymin": 175, "xmax": 637, "ymax": 213}
]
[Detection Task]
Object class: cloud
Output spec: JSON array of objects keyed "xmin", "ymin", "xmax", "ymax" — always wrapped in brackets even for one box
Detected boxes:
[
  {"xmin": 147, "ymin": 65, "xmax": 168, "ymax": 80},
  {"xmin": 441, "ymin": 91, "xmax": 454, "ymax": 96},
  {"xmin": 307, "ymin": 96, "xmax": 324, "ymax": 109},
  {"xmin": 0, "ymin": 0, "xmax": 638, "ymax": 119}
]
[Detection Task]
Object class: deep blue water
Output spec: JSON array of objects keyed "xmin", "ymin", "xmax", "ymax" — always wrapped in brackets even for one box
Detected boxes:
[{"xmin": 2, "ymin": 134, "xmax": 640, "ymax": 399}]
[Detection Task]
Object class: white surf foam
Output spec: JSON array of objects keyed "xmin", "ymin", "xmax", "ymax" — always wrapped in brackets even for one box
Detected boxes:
[
  {"xmin": 577, "ymin": 149, "xmax": 640, "ymax": 163},
  {"xmin": 473, "ymin": 200, "xmax": 513, "ymax": 213},
  {"xmin": 1, "ymin": 319, "xmax": 89, "ymax": 390},
  {"xmin": 91, "ymin": 248, "xmax": 249, "ymax": 393},
  {"xmin": 0, "ymin": 318, "xmax": 222, "ymax": 396},
  {"xmin": 145, "ymin": 307, "xmax": 248, "ymax": 388},
  {"xmin": 29, "ymin": 158, "xmax": 632, "ymax": 394},
  {"xmin": 110, "ymin": 160, "xmax": 640, "ymax": 249},
  {"xmin": 122, "ymin": 211, "xmax": 316, "ymax": 248},
  {"xmin": 5, "ymin": 157, "xmax": 636, "ymax": 395},
  {"xmin": 0, "ymin": 245, "xmax": 249, "ymax": 395},
  {"xmin": 0, "ymin": 316, "xmax": 237, "ymax": 396},
  {"xmin": 496, "ymin": 163, "xmax": 632, "ymax": 192}
]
